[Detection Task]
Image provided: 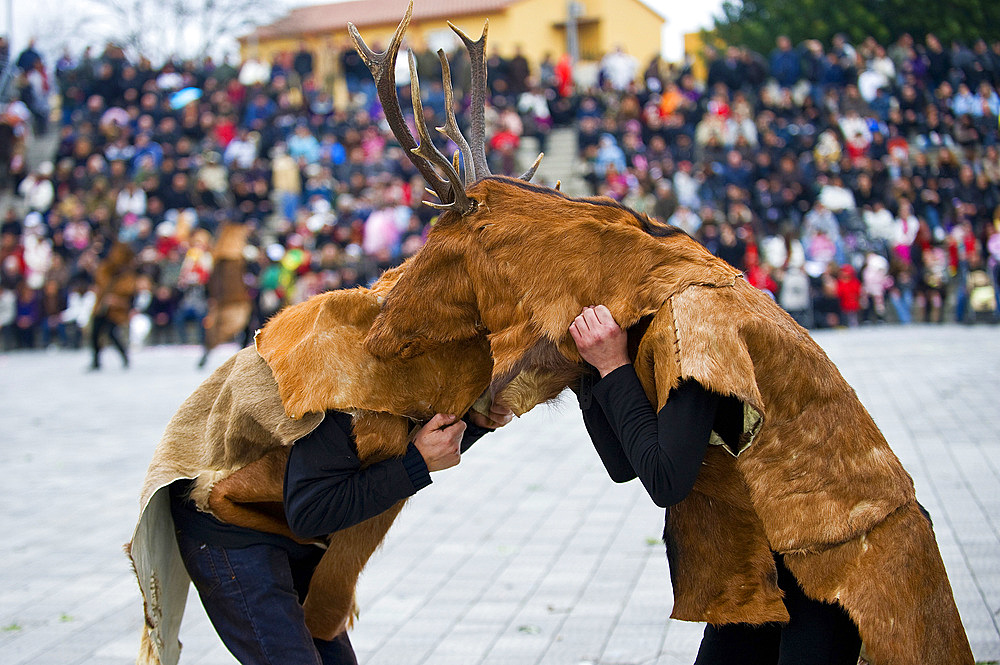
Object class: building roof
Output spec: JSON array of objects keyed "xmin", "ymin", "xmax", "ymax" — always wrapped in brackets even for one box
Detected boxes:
[{"xmin": 244, "ymin": 0, "xmax": 521, "ymax": 42}]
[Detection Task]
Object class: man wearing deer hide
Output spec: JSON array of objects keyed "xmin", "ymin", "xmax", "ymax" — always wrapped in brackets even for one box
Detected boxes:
[
  {"xmin": 568, "ymin": 304, "xmax": 863, "ymax": 664},
  {"xmin": 126, "ymin": 265, "xmax": 515, "ymax": 665},
  {"xmin": 350, "ymin": 4, "xmax": 975, "ymax": 664},
  {"xmin": 195, "ymin": 222, "xmax": 253, "ymax": 370},
  {"xmin": 364, "ymin": 176, "xmax": 976, "ymax": 663}
]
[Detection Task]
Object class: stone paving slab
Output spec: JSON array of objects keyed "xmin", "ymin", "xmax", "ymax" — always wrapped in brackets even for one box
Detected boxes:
[{"xmin": 0, "ymin": 325, "xmax": 998, "ymax": 664}]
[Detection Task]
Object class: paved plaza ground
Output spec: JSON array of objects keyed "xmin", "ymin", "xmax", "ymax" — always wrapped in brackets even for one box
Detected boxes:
[{"xmin": 0, "ymin": 324, "xmax": 998, "ymax": 665}]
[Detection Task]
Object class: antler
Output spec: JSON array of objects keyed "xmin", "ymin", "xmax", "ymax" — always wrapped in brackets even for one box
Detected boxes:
[
  {"xmin": 436, "ymin": 49, "xmax": 476, "ymax": 186},
  {"xmin": 519, "ymin": 152, "xmax": 544, "ymax": 181},
  {"xmin": 448, "ymin": 19, "xmax": 543, "ymax": 183},
  {"xmin": 348, "ymin": 1, "xmax": 454, "ymax": 204},
  {"xmin": 448, "ymin": 20, "xmax": 491, "ymax": 180},
  {"xmin": 407, "ymin": 50, "xmax": 474, "ymax": 213},
  {"xmin": 351, "ymin": 0, "xmax": 544, "ymax": 211}
]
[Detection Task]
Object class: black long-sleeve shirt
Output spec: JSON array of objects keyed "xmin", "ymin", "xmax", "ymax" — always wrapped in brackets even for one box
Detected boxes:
[
  {"xmin": 283, "ymin": 411, "xmax": 487, "ymax": 539},
  {"xmin": 580, "ymin": 365, "xmax": 742, "ymax": 508},
  {"xmin": 169, "ymin": 411, "xmax": 489, "ymax": 549}
]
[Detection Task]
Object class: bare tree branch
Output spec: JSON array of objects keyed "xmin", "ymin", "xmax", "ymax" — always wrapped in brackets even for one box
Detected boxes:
[{"xmin": 87, "ymin": 0, "xmax": 282, "ymax": 62}]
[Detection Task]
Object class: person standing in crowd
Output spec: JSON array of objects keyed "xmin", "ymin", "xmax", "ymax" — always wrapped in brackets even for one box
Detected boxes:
[
  {"xmin": 17, "ymin": 161, "xmax": 55, "ymax": 213},
  {"xmin": 292, "ymin": 40, "xmax": 314, "ymax": 88},
  {"xmin": 13, "ymin": 281, "xmax": 40, "ymax": 348},
  {"xmin": 62, "ymin": 277, "xmax": 95, "ymax": 349},
  {"xmin": 836, "ymin": 264, "xmax": 863, "ymax": 327},
  {"xmin": 23, "ymin": 59, "xmax": 51, "ymax": 135},
  {"xmin": 39, "ymin": 278, "xmax": 68, "ymax": 348}
]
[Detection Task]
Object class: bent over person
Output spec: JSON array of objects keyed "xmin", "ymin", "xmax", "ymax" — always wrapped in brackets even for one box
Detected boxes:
[
  {"xmin": 170, "ymin": 407, "xmax": 511, "ymax": 665},
  {"xmin": 127, "ymin": 272, "xmax": 517, "ymax": 665},
  {"xmin": 570, "ymin": 305, "xmax": 864, "ymax": 664},
  {"xmin": 345, "ymin": 4, "xmax": 973, "ymax": 662}
]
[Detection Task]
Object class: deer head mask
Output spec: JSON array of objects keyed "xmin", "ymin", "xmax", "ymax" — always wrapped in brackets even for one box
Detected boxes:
[{"xmin": 355, "ymin": 2, "xmax": 739, "ymax": 409}]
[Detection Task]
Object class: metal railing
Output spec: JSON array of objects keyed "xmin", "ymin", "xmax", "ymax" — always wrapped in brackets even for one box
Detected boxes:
[{"xmin": 0, "ymin": 55, "xmax": 16, "ymax": 104}]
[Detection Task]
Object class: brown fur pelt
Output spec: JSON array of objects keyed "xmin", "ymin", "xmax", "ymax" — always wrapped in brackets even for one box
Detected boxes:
[
  {"xmin": 362, "ymin": 176, "xmax": 974, "ymax": 665},
  {"xmin": 203, "ymin": 224, "xmax": 251, "ymax": 350},
  {"xmin": 247, "ymin": 286, "xmax": 504, "ymax": 639},
  {"xmin": 131, "ymin": 270, "xmax": 512, "ymax": 663},
  {"xmin": 255, "ymin": 283, "xmax": 493, "ymax": 422},
  {"xmin": 245, "ymin": 284, "xmax": 504, "ymax": 638},
  {"xmin": 215, "ymin": 284, "xmax": 495, "ymax": 639},
  {"xmin": 92, "ymin": 241, "xmax": 137, "ymax": 326}
]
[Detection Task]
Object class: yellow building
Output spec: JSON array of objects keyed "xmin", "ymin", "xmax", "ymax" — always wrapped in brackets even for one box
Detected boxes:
[{"xmin": 240, "ymin": 0, "xmax": 664, "ymax": 87}]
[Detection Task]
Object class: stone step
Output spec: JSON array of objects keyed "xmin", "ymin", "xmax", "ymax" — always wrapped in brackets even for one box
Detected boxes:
[{"xmin": 516, "ymin": 128, "xmax": 588, "ymax": 196}]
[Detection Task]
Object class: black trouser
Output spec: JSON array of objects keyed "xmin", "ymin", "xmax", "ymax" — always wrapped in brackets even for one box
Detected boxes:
[
  {"xmin": 90, "ymin": 313, "xmax": 128, "ymax": 367},
  {"xmin": 694, "ymin": 555, "xmax": 862, "ymax": 665}
]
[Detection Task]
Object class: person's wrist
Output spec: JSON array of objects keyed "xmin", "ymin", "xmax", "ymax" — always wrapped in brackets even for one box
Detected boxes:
[
  {"xmin": 596, "ymin": 359, "xmax": 631, "ymax": 378},
  {"xmin": 403, "ymin": 444, "xmax": 432, "ymax": 489}
]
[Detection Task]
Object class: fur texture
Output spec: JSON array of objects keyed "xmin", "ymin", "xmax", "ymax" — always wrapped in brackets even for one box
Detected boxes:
[
  {"xmin": 92, "ymin": 241, "xmax": 137, "ymax": 326},
  {"xmin": 130, "ymin": 275, "xmax": 508, "ymax": 662},
  {"xmin": 203, "ymin": 224, "xmax": 251, "ymax": 350},
  {"xmin": 363, "ymin": 176, "xmax": 973, "ymax": 665}
]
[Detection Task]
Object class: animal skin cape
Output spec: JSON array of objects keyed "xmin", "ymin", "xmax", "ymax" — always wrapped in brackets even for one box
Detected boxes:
[
  {"xmin": 627, "ymin": 277, "xmax": 973, "ymax": 665},
  {"xmin": 126, "ymin": 278, "xmax": 494, "ymax": 664},
  {"xmin": 202, "ymin": 223, "xmax": 252, "ymax": 351},
  {"xmin": 361, "ymin": 177, "xmax": 973, "ymax": 664}
]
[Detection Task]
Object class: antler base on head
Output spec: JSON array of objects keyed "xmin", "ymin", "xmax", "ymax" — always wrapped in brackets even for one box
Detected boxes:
[{"xmin": 349, "ymin": 0, "xmax": 542, "ymax": 218}]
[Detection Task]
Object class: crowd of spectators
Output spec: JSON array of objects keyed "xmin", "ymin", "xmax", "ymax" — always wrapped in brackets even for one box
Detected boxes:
[
  {"xmin": 578, "ymin": 33, "xmax": 1000, "ymax": 328},
  {"xmin": 1, "ymin": 30, "xmax": 999, "ymax": 353}
]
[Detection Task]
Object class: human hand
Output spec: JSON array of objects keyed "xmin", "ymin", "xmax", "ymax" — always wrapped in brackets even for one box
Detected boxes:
[
  {"xmin": 568, "ymin": 305, "xmax": 630, "ymax": 378},
  {"xmin": 468, "ymin": 401, "xmax": 515, "ymax": 429},
  {"xmin": 413, "ymin": 413, "xmax": 467, "ymax": 472}
]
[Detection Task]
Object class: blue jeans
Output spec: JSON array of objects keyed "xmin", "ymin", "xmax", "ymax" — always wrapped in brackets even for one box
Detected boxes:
[{"xmin": 176, "ymin": 530, "xmax": 357, "ymax": 665}]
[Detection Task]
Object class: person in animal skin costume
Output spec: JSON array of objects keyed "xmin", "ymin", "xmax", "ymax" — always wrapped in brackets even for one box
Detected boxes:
[
  {"xmin": 128, "ymin": 6, "xmax": 581, "ymax": 659},
  {"xmin": 196, "ymin": 222, "xmax": 253, "ymax": 369},
  {"xmin": 89, "ymin": 241, "xmax": 137, "ymax": 370},
  {"xmin": 361, "ymin": 179, "xmax": 975, "ymax": 665},
  {"xmin": 569, "ymin": 303, "xmax": 863, "ymax": 663},
  {"xmin": 338, "ymin": 3, "xmax": 972, "ymax": 660},
  {"xmin": 126, "ymin": 265, "xmax": 554, "ymax": 665}
]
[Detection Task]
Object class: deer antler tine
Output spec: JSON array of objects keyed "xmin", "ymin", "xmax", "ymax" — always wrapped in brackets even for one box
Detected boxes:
[
  {"xmin": 448, "ymin": 20, "xmax": 491, "ymax": 179},
  {"xmin": 435, "ymin": 49, "xmax": 476, "ymax": 187},
  {"xmin": 347, "ymin": 24, "xmax": 378, "ymax": 66},
  {"xmin": 348, "ymin": 0, "xmax": 452, "ymax": 204},
  {"xmin": 423, "ymin": 200, "xmax": 460, "ymax": 210},
  {"xmin": 407, "ymin": 49, "xmax": 473, "ymax": 214},
  {"xmin": 518, "ymin": 152, "xmax": 544, "ymax": 182}
]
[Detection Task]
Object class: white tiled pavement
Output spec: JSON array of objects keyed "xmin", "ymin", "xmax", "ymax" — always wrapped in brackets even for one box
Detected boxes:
[{"xmin": 0, "ymin": 324, "xmax": 998, "ymax": 664}]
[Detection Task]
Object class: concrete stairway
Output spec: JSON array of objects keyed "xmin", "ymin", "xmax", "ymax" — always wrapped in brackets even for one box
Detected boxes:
[{"xmin": 516, "ymin": 126, "xmax": 588, "ymax": 196}]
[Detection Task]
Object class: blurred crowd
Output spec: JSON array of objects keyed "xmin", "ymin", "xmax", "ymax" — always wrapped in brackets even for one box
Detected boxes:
[
  {"xmin": 1, "ymin": 30, "xmax": 999, "ymax": 354},
  {"xmin": 579, "ymin": 33, "xmax": 1000, "ymax": 328}
]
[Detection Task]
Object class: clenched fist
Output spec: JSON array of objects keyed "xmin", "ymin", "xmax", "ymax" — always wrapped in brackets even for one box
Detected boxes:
[
  {"xmin": 568, "ymin": 305, "xmax": 630, "ymax": 377},
  {"xmin": 413, "ymin": 413, "xmax": 467, "ymax": 472}
]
